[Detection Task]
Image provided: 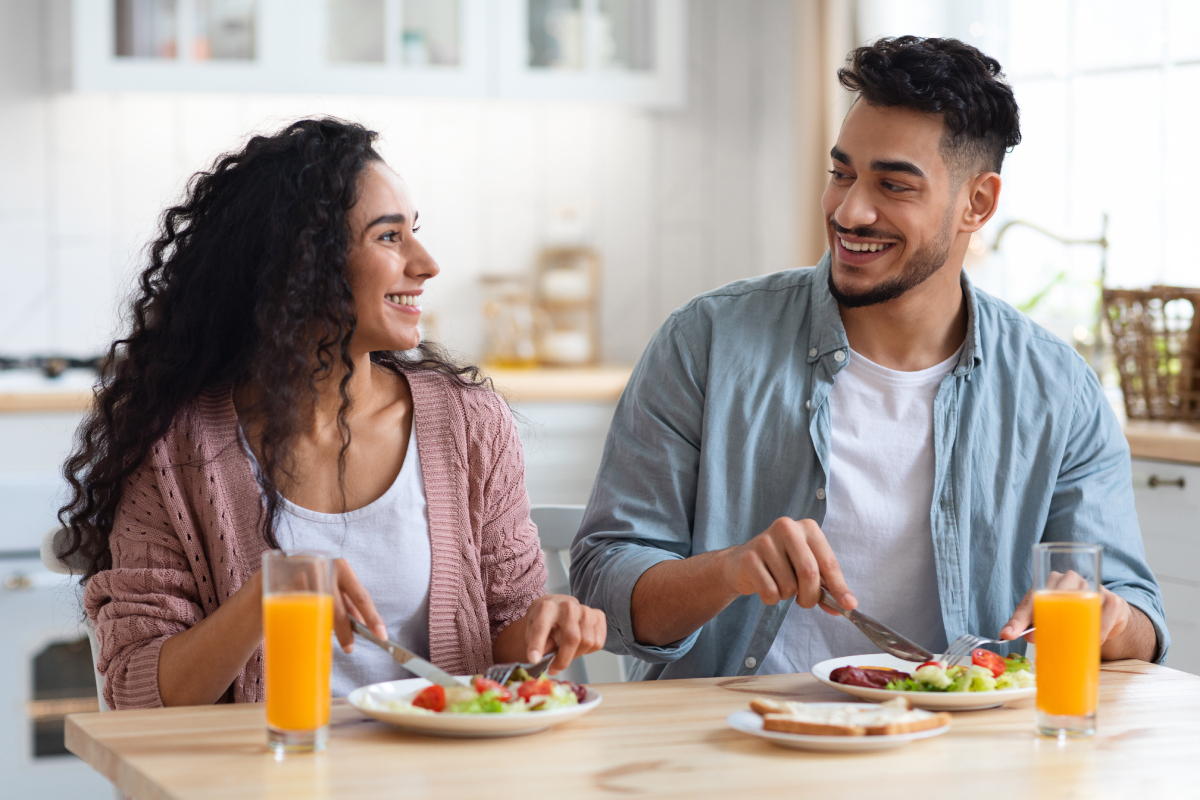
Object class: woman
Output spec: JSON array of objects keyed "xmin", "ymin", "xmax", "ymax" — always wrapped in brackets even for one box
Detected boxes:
[{"xmin": 59, "ymin": 118, "xmax": 606, "ymax": 710}]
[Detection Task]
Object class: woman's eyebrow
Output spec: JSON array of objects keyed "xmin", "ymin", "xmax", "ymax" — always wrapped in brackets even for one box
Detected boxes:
[{"xmin": 365, "ymin": 213, "xmax": 407, "ymax": 228}]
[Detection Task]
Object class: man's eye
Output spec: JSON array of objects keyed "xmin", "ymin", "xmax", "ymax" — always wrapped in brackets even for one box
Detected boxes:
[
  {"xmin": 882, "ymin": 181, "xmax": 909, "ymax": 192},
  {"xmin": 828, "ymin": 169, "xmax": 850, "ymax": 180}
]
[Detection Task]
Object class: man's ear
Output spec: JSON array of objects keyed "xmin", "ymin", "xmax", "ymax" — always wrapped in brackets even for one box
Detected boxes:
[{"xmin": 961, "ymin": 172, "xmax": 1001, "ymax": 232}]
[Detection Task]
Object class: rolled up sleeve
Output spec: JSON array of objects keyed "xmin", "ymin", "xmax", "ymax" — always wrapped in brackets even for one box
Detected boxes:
[
  {"xmin": 1043, "ymin": 365, "xmax": 1169, "ymax": 663},
  {"xmin": 570, "ymin": 314, "xmax": 708, "ymax": 663},
  {"xmin": 84, "ymin": 497, "xmax": 204, "ymax": 709}
]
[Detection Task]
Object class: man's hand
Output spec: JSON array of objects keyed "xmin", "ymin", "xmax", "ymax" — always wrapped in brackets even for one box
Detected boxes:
[
  {"xmin": 722, "ymin": 518, "xmax": 856, "ymax": 614},
  {"xmin": 999, "ymin": 570, "xmax": 1156, "ymax": 661}
]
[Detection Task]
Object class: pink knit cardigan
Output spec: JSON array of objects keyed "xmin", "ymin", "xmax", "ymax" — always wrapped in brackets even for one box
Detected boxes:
[{"xmin": 83, "ymin": 369, "xmax": 547, "ymax": 710}]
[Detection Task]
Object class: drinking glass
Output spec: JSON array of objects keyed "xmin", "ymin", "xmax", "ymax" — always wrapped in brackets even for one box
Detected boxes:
[
  {"xmin": 1032, "ymin": 542, "xmax": 1102, "ymax": 738},
  {"xmin": 262, "ymin": 551, "xmax": 333, "ymax": 756}
]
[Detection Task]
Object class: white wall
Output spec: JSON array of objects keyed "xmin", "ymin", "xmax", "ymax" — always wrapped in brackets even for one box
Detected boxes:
[{"xmin": 0, "ymin": 0, "xmax": 797, "ymax": 365}]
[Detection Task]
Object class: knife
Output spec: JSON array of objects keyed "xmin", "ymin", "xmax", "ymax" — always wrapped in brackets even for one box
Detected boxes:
[{"xmin": 348, "ymin": 616, "xmax": 467, "ymax": 687}]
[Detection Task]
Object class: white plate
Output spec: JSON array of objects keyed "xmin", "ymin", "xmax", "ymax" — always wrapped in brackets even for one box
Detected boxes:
[
  {"xmin": 348, "ymin": 677, "xmax": 602, "ymax": 738},
  {"xmin": 811, "ymin": 654, "xmax": 1036, "ymax": 711},
  {"xmin": 726, "ymin": 705, "xmax": 950, "ymax": 752}
]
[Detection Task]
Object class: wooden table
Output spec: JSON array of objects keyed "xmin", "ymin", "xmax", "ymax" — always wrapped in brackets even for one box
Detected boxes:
[{"xmin": 66, "ymin": 660, "xmax": 1200, "ymax": 799}]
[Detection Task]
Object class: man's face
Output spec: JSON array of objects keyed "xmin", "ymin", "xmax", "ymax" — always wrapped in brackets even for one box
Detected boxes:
[{"xmin": 821, "ymin": 101, "xmax": 961, "ymax": 308}]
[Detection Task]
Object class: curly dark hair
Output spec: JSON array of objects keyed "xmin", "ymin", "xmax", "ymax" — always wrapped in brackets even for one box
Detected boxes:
[
  {"xmin": 57, "ymin": 117, "xmax": 486, "ymax": 581},
  {"xmin": 838, "ymin": 36, "xmax": 1021, "ymax": 176}
]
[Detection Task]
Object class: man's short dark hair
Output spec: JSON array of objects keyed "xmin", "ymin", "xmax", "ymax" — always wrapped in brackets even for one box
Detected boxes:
[{"xmin": 838, "ymin": 36, "xmax": 1021, "ymax": 177}]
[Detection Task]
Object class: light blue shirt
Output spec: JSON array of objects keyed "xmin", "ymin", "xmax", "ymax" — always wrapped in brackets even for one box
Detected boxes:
[{"xmin": 570, "ymin": 254, "xmax": 1168, "ymax": 680}]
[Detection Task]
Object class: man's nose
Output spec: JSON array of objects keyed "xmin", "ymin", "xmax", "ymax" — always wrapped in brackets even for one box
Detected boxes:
[{"xmin": 832, "ymin": 182, "xmax": 878, "ymax": 231}]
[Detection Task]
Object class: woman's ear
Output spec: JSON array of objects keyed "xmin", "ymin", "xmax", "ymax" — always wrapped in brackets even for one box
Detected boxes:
[{"xmin": 962, "ymin": 172, "xmax": 1002, "ymax": 232}]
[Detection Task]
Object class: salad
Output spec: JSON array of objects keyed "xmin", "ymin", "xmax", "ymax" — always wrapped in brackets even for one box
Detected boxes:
[
  {"xmin": 378, "ymin": 668, "xmax": 587, "ymax": 715},
  {"xmin": 886, "ymin": 650, "xmax": 1035, "ymax": 693}
]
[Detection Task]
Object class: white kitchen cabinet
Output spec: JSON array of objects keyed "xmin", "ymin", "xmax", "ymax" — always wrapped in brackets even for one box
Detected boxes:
[
  {"xmin": 47, "ymin": 0, "xmax": 686, "ymax": 106},
  {"xmin": 511, "ymin": 400, "xmax": 614, "ymax": 505},
  {"xmin": 1131, "ymin": 457, "xmax": 1200, "ymax": 676}
]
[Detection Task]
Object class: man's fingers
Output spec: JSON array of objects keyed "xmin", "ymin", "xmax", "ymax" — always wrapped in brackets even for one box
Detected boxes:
[
  {"xmin": 760, "ymin": 537, "xmax": 800, "ymax": 601},
  {"xmin": 747, "ymin": 558, "xmax": 782, "ymax": 605},
  {"xmin": 801, "ymin": 523, "xmax": 855, "ymax": 610},
  {"xmin": 1000, "ymin": 588, "xmax": 1034, "ymax": 640}
]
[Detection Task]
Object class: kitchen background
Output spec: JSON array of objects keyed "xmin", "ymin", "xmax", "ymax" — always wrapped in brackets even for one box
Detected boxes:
[{"xmin": 1, "ymin": 1, "xmax": 1198, "ymax": 798}]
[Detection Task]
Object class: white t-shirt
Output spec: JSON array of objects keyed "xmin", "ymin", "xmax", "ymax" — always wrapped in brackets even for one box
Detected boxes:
[
  {"xmin": 758, "ymin": 345, "xmax": 960, "ymax": 675},
  {"xmin": 246, "ymin": 422, "xmax": 432, "ymax": 696}
]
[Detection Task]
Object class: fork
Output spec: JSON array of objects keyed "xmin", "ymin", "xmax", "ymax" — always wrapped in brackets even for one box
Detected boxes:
[
  {"xmin": 940, "ymin": 628, "xmax": 1035, "ymax": 667},
  {"xmin": 483, "ymin": 650, "xmax": 557, "ymax": 686}
]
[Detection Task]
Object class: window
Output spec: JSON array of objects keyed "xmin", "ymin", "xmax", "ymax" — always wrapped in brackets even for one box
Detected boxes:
[{"xmin": 859, "ymin": 0, "xmax": 1200, "ymax": 348}]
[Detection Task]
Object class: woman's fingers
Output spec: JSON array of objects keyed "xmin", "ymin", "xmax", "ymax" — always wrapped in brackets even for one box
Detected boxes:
[
  {"xmin": 523, "ymin": 598, "xmax": 558, "ymax": 664},
  {"xmin": 332, "ymin": 559, "xmax": 387, "ymax": 652}
]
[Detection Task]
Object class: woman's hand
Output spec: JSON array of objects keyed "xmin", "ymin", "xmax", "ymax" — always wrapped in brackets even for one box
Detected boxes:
[
  {"xmin": 330, "ymin": 558, "xmax": 387, "ymax": 653},
  {"xmin": 495, "ymin": 594, "xmax": 607, "ymax": 675}
]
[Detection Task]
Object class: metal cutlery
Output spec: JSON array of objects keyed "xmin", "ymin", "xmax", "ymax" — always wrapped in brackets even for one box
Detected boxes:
[
  {"xmin": 348, "ymin": 616, "xmax": 467, "ymax": 687},
  {"xmin": 819, "ymin": 587, "xmax": 935, "ymax": 662},
  {"xmin": 940, "ymin": 629, "xmax": 1035, "ymax": 667},
  {"xmin": 483, "ymin": 651, "xmax": 557, "ymax": 686}
]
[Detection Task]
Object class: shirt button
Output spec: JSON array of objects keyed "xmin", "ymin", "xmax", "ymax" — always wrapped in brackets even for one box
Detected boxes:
[
  {"xmin": 834, "ymin": 350, "xmax": 846, "ymax": 362},
  {"xmin": 745, "ymin": 656, "xmax": 757, "ymax": 669},
  {"xmin": 808, "ymin": 348, "xmax": 818, "ymax": 357},
  {"xmin": 805, "ymin": 399, "xmax": 811, "ymax": 410},
  {"xmin": 816, "ymin": 488, "xmax": 826, "ymax": 500}
]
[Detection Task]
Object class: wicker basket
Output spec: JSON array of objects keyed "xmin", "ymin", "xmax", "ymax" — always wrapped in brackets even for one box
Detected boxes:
[{"xmin": 1103, "ymin": 286, "xmax": 1200, "ymax": 420}]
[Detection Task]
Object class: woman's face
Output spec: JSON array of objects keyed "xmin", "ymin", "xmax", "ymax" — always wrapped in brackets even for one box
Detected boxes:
[{"xmin": 345, "ymin": 161, "xmax": 438, "ymax": 354}]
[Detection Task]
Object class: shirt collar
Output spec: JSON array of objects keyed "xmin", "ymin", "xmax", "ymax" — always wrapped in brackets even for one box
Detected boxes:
[{"xmin": 808, "ymin": 251, "xmax": 983, "ymax": 375}]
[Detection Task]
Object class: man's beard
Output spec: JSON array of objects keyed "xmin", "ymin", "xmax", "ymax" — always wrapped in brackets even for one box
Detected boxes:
[{"xmin": 827, "ymin": 223, "xmax": 953, "ymax": 309}]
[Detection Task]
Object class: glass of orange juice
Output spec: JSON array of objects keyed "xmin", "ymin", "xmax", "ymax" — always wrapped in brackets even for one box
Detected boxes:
[
  {"xmin": 1033, "ymin": 542, "xmax": 1102, "ymax": 738},
  {"xmin": 262, "ymin": 551, "xmax": 334, "ymax": 756}
]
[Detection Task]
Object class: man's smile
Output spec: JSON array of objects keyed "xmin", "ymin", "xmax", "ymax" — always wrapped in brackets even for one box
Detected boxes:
[{"xmin": 834, "ymin": 233, "xmax": 898, "ymax": 265}]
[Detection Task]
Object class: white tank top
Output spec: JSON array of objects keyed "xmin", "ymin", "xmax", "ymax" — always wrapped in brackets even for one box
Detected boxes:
[{"xmin": 243, "ymin": 421, "xmax": 432, "ymax": 696}]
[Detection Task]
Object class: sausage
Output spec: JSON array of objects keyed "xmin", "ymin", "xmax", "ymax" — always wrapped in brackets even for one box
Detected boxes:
[{"xmin": 829, "ymin": 666, "xmax": 911, "ymax": 689}]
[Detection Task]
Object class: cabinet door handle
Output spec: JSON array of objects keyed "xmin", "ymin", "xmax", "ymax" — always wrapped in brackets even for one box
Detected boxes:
[{"xmin": 1147, "ymin": 475, "xmax": 1186, "ymax": 489}]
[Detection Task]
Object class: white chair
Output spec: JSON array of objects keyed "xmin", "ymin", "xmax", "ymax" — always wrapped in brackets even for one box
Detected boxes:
[
  {"xmin": 41, "ymin": 527, "xmax": 124, "ymax": 800},
  {"xmin": 40, "ymin": 527, "xmax": 109, "ymax": 713},
  {"xmin": 531, "ymin": 505, "xmax": 627, "ymax": 683}
]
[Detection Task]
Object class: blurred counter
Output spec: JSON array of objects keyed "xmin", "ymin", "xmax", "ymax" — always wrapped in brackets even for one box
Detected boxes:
[
  {"xmin": 0, "ymin": 366, "xmax": 635, "ymax": 413},
  {"xmin": 1124, "ymin": 420, "xmax": 1200, "ymax": 465},
  {"xmin": 483, "ymin": 365, "xmax": 632, "ymax": 403}
]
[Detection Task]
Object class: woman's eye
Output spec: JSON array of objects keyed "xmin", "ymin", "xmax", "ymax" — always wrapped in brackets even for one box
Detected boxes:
[
  {"xmin": 411, "ymin": 225, "xmax": 420, "ymax": 234},
  {"xmin": 380, "ymin": 231, "xmax": 398, "ymax": 242}
]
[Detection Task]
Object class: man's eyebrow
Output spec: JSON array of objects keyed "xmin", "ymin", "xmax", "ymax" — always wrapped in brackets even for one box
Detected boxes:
[
  {"xmin": 365, "ymin": 213, "xmax": 407, "ymax": 228},
  {"xmin": 830, "ymin": 146, "xmax": 851, "ymax": 165},
  {"xmin": 869, "ymin": 159, "xmax": 927, "ymax": 179}
]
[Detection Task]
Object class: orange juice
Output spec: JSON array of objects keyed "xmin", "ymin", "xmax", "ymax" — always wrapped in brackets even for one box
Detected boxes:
[
  {"xmin": 263, "ymin": 592, "xmax": 333, "ymax": 731},
  {"xmin": 1033, "ymin": 590, "xmax": 1101, "ymax": 717}
]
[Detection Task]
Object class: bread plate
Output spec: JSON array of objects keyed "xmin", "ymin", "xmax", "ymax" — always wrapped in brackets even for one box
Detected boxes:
[
  {"xmin": 727, "ymin": 704, "xmax": 950, "ymax": 752},
  {"xmin": 812, "ymin": 653, "xmax": 1036, "ymax": 711},
  {"xmin": 349, "ymin": 677, "xmax": 602, "ymax": 738}
]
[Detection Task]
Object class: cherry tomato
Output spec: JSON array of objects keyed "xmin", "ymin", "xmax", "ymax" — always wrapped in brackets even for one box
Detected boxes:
[
  {"xmin": 917, "ymin": 661, "xmax": 944, "ymax": 670},
  {"xmin": 412, "ymin": 685, "xmax": 446, "ymax": 712},
  {"xmin": 517, "ymin": 678, "xmax": 554, "ymax": 702},
  {"xmin": 971, "ymin": 649, "xmax": 1007, "ymax": 678},
  {"xmin": 473, "ymin": 677, "xmax": 513, "ymax": 702}
]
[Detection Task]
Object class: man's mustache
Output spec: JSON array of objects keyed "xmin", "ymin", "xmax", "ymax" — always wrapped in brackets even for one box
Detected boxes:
[{"xmin": 830, "ymin": 221, "xmax": 902, "ymax": 243}]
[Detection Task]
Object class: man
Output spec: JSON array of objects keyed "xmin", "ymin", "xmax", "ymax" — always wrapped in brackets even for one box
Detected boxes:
[{"xmin": 570, "ymin": 36, "xmax": 1166, "ymax": 680}]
